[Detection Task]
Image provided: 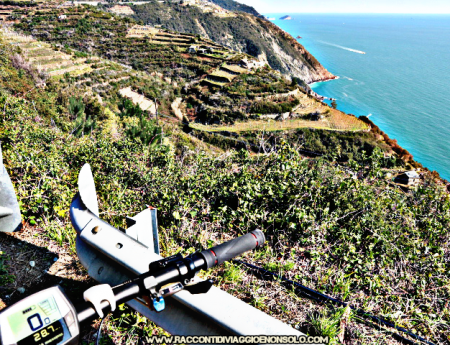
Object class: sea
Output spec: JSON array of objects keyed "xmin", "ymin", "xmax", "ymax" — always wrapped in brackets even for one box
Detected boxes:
[{"xmin": 266, "ymin": 14, "xmax": 450, "ymax": 180}]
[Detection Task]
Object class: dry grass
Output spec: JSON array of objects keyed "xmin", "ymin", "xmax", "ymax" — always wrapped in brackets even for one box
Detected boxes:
[
  {"xmin": 191, "ymin": 114, "xmax": 368, "ymax": 133},
  {"xmin": 203, "ymin": 79, "xmax": 227, "ymax": 87},
  {"xmin": 210, "ymin": 69, "xmax": 235, "ymax": 80},
  {"xmin": 119, "ymin": 87, "xmax": 156, "ymax": 113},
  {"xmin": 327, "ymin": 109, "xmax": 368, "ymax": 131},
  {"xmin": 47, "ymin": 63, "xmax": 83, "ymax": 75},
  {"xmin": 222, "ymin": 63, "xmax": 248, "ymax": 74}
]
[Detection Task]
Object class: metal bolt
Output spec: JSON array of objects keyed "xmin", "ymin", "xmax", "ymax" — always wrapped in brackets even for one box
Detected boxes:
[
  {"xmin": 98, "ymin": 267, "xmax": 104, "ymax": 275},
  {"xmin": 92, "ymin": 226, "xmax": 101, "ymax": 234},
  {"xmin": 116, "ymin": 243, "xmax": 123, "ymax": 249}
]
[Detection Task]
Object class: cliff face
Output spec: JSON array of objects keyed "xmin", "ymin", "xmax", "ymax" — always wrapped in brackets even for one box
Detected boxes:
[
  {"xmin": 207, "ymin": 0, "xmax": 261, "ymax": 17},
  {"xmin": 130, "ymin": 3, "xmax": 335, "ymax": 84},
  {"xmin": 250, "ymin": 16, "xmax": 335, "ymax": 83}
]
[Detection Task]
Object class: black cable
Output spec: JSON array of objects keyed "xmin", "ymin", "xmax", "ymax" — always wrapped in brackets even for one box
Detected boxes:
[{"xmin": 234, "ymin": 260, "xmax": 436, "ymax": 345}]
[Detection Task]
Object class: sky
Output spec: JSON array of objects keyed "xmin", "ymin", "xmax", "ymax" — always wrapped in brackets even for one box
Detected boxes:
[{"xmin": 236, "ymin": 0, "xmax": 450, "ymax": 14}]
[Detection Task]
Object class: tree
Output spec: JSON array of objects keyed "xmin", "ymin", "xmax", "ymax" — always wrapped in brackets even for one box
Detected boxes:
[
  {"xmin": 68, "ymin": 97, "xmax": 96, "ymax": 137},
  {"xmin": 85, "ymin": 97, "xmax": 104, "ymax": 121},
  {"xmin": 76, "ymin": 18, "xmax": 91, "ymax": 35},
  {"xmin": 331, "ymin": 99, "xmax": 337, "ymax": 109},
  {"xmin": 68, "ymin": 96, "xmax": 85, "ymax": 121},
  {"xmin": 126, "ymin": 115, "xmax": 162, "ymax": 147},
  {"xmin": 119, "ymin": 98, "xmax": 142, "ymax": 118}
]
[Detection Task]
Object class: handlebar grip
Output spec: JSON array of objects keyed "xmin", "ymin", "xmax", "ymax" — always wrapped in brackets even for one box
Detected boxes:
[{"xmin": 199, "ymin": 230, "xmax": 265, "ymax": 269}]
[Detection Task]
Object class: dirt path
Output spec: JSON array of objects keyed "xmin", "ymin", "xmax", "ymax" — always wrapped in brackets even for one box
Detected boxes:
[
  {"xmin": 171, "ymin": 97, "xmax": 184, "ymax": 120},
  {"xmin": 119, "ymin": 87, "xmax": 156, "ymax": 113},
  {"xmin": 0, "ymin": 223, "xmax": 94, "ymax": 308},
  {"xmin": 0, "ymin": 224, "xmax": 105, "ymax": 344}
]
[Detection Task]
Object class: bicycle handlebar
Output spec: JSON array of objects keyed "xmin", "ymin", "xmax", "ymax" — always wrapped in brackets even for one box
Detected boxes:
[
  {"xmin": 76, "ymin": 230, "xmax": 265, "ymax": 324},
  {"xmin": 199, "ymin": 230, "xmax": 265, "ymax": 269}
]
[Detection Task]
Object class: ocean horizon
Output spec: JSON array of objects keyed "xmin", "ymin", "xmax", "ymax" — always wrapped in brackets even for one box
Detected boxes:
[{"xmin": 267, "ymin": 13, "xmax": 450, "ymax": 180}]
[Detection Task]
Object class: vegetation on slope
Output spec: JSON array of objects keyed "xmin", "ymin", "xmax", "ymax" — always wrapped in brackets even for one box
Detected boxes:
[
  {"xmin": 12, "ymin": 6, "xmax": 342, "ymax": 128},
  {"xmin": 0, "ymin": 33, "xmax": 449, "ymax": 344},
  {"xmin": 14, "ymin": 6, "xmax": 219, "ymax": 79},
  {"xmin": 127, "ymin": 1, "xmax": 334, "ymax": 83},
  {"xmin": 186, "ymin": 66, "xmax": 298, "ymax": 123}
]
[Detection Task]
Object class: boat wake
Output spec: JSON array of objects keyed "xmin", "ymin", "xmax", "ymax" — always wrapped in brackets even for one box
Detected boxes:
[{"xmin": 318, "ymin": 41, "xmax": 366, "ymax": 55}]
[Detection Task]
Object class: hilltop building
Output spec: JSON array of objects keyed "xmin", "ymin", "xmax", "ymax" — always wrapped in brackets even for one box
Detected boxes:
[
  {"xmin": 188, "ymin": 45, "xmax": 198, "ymax": 53},
  {"xmin": 394, "ymin": 171, "xmax": 420, "ymax": 185},
  {"xmin": 240, "ymin": 58, "xmax": 265, "ymax": 70}
]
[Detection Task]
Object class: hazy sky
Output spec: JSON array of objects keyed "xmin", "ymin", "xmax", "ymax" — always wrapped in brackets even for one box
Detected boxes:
[{"xmin": 236, "ymin": 0, "xmax": 450, "ymax": 14}]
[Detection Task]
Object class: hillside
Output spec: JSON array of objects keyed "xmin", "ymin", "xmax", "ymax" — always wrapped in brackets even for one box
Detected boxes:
[
  {"xmin": 0, "ymin": 31, "xmax": 449, "ymax": 343},
  {"xmin": 0, "ymin": 2, "xmax": 449, "ymax": 344},
  {"xmin": 127, "ymin": 1, "xmax": 335, "ymax": 83},
  {"xmin": 13, "ymin": 5, "xmax": 354, "ymax": 130}
]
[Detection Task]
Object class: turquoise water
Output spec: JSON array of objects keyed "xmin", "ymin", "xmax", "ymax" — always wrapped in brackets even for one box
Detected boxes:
[{"xmin": 268, "ymin": 14, "xmax": 450, "ymax": 180}]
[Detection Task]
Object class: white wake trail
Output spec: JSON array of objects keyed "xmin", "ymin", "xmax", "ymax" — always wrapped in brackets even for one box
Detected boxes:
[{"xmin": 318, "ymin": 41, "xmax": 366, "ymax": 55}]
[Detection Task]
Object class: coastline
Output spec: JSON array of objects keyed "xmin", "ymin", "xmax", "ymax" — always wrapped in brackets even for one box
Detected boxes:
[
  {"xmin": 308, "ymin": 73, "xmax": 448, "ymax": 183},
  {"xmin": 308, "ymin": 75, "xmax": 339, "ymax": 87},
  {"xmin": 287, "ymin": 28, "xmax": 447, "ymax": 182},
  {"xmin": 308, "ymin": 76, "xmax": 445, "ymax": 182},
  {"xmin": 267, "ymin": 14, "xmax": 450, "ymax": 181},
  {"xmin": 307, "ymin": 76, "xmax": 339, "ymax": 101}
]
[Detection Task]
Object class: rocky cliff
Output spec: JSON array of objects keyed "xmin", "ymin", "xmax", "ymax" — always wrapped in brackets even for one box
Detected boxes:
[
  {"xmin": 249, "ymin": 15, "xmax": 335, "ymax": 83},
  {"xmin": 130, "ymin": 2, "xmax": 335, "ymax": 84},
  {"xmin": 208, "ymin": 0, "xmax": 261, "ymax": 17}
]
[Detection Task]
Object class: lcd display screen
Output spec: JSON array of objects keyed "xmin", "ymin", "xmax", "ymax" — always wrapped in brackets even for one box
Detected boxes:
[
  {"xmin": 7, "ymin": 295, "xmax": 71, "ymax": 345},
  {"xmin": 17, "ymin": 320, "xmax": 69, "ymax": 345}
]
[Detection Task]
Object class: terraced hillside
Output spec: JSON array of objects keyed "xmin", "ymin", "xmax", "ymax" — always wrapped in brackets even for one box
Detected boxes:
[
  {"xmin": 203, "ymin": 64, "xmax": 245, "ymax": 87},
  {"xmin": 127, "ymin": 24, "xmax": 225, "ymax": 50},
  {"xmin": 11, "ymin": 4, "xmax": 370, "ymax": 137},
  {"xmin": 1, "ymin": 28, "xmax": 134, "ymax": 93},
  {"xmin": 1, "ymin": 22, "xmax": 381, "ymax": 166},
  {"xmin": 14, "ymin": 6, "xmax": 233, "ymax": 82},
  {"xmin": 186, "ymin": 67, "xmax": 322, "ymax": 124},
  {"xmin": 1, "ymin": 26, "xmax": 183, "ymax": 122},
  {"xmin": 129, "ymin": 0, "xmax": 335, "ymax": 83},
  {"xmin": 1, "ymin": 29, "xmax": 93, "ymax": 77}
]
